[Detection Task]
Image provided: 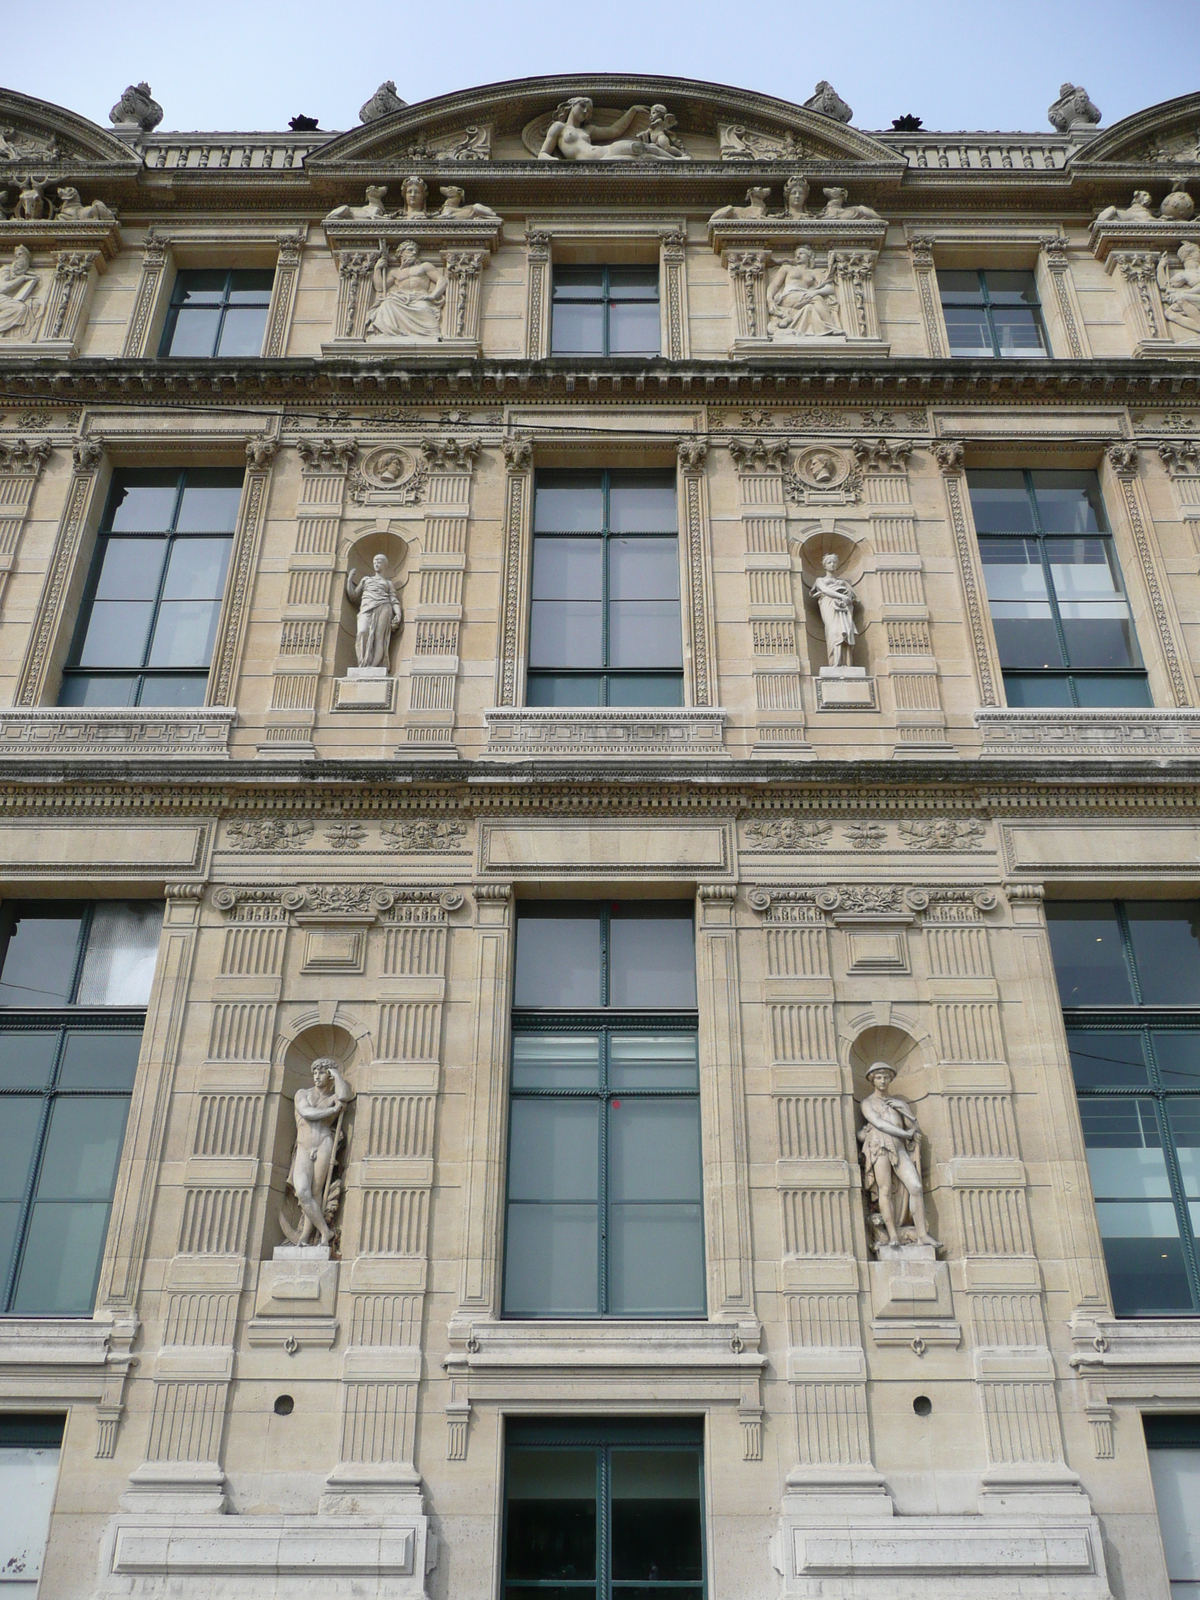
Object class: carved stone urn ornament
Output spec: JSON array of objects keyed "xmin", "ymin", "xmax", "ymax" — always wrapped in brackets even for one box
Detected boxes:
[
  {"xmin": 1047, "ymin": 82, "xmax": 1101, "ymax": 133},
  {"xmin": 280, "ymin": 1058, "xmax": 355, "ymax": 1250},
  {"xmin": 359, "ymin": 80, "xmax": 406, "ymax": 123},
  {"xmin": 109, "ymin": 81, "xmax": 163, "ymax": 132}
]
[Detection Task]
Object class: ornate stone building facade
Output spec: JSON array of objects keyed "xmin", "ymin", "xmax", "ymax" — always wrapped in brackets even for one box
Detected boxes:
[{"xmin": 0, "ymin": 69, "xmax": 1199, "ymax": 1600}]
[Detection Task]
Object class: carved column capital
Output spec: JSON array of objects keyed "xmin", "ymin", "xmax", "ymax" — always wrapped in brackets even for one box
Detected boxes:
[
  {"xmin": 71, "ymin": 435, "xmax": 104, "ymax": 471},
  {"xmin": 245, "ymin": 437, "xmax": 279, "ymax": 471},
  {"xmin": 677, "ymin": 437, "xmax": 709, "ymax": 473},
  {"xmin": 1106, "ymin": 441, "xmax": 1140, "ymax": 476},
  {"xmin": 933, "ymin": 439, "xmax": 965, "ymax": 475},
  {"xmin": 524, "ymin": 229, "xmax": 551, "ymax": 261},
  {"xmin": 0, "ymin": 437, "xmax": 52, "ymax": 476},
  {"xmin": 660, "ymin": 227, "xmax": 687, "ymax": 263},
  {"xmin": 296, "ymin": 436, "xmax": 358, "ymax": 473},
  {"xmin": 853, "ymin": 437, "xmax": 913, "ymax": 472},
  {"xmin": 1158, "ymin": 439, "xmax": 1199, "ymax": 476},
  {"xmin": 422, "ymin": 436, "xmax": 480, "ymax": 473},
  {"xmin": 908, "ymin": 234, "xmax": 936, "ymax": 268},
  {"xmin": 728, "ymin": 436, "xmax": 789, "ymax": 472},
  {"xmin": 501, "ymin": 434, "xmax": 533, "ymax": 472},
  {"xmin": 726, "ymin": 249, "xmax": 769, "ymax": 279},
  {"xmin": 1039, "ymin": 234, "xmax": 1070, "ymax": 270}
]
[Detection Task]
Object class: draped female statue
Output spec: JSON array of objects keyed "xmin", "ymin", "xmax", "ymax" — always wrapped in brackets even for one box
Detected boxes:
[{"xmin": 766, "ymin": 247, "xmax": 842, "ymax": 339}]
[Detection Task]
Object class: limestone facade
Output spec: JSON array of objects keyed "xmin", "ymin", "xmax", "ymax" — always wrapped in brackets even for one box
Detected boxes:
[{"xmin": 0, "ymin": 71, "xmax": 1198, "ymax": 1600}]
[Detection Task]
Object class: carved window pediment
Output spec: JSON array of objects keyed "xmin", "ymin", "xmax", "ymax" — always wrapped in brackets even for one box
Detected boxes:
[
  {"xmin": 0, "ymin": 88, "xmax": 141, "ymax": 170},
  {"xmin": 1070, "ymin": 89, "xmax": 1200, "ymax": 168}
]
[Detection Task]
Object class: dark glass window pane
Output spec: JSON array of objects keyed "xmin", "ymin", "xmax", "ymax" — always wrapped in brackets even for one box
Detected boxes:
[
  {"xmin": 1126, "ymin": 903, "xmax": 1200, "ymax": 1005},
  {"xmin": 605, "ymin": 675, "xmax": 683, "ymax": 706},
  {"xmin": 514, "ymin": 911, "xmax": 601, "ymax": 1008},
  {"xmin": 990, "ymin": 307, "xmax": 1047, "ymax": 356},
  {"xmin": 943, "ymin": 306, "xmax": 993, "ymax": 355},
  {"xmin": 608, "ymin": 302, "xmax": 660, "ymax": 354},
  {"xmin": 0, "ymin": 912, "xmax": 82, "ymax": 1007},
  {"xmin": 57, "ymin": 1031, "xmax": 142, "ymax": 1090},
  {"xmin": 161, "ymin": 538, "xmax": 232, "ymax": 602},
  {"xmin": 135, "ymin": 676, "xmax": 209, "ymax": 707},
  {"xmin": 978, "ymin": 537, "xmax": 1060, "ymax": 669},
  {"xmin": 1167, "ymin": 1099, "xmax": 1200, "ymax": 1208},
  {"xmin": 174, "ymin": 472, "xmax": 243, "ymax": 532},
  {"xmin": 164, "ymin": 309, "xmax": 221, "ymax": 356},
  {"xmin": 173, "ymin": 270, "xmax": 227, "ymax": 304},
  {"xmin": 93, "ymin": 538, "xmax": 167, "ymax": 602},
  {"xmin": 535, "ymin": 478, "xmax": 604, "ymax": 532},
  {"xmin": 57, "ymin": 676, "xmax": 139, "ymax": 707},
  {"xmin": 984, "ymin": 271, "xmax": 1040, "ymax": 305},
  {"xmin": 610, "ymin": 1450, "xmax": 702, "ymax": 1582},
  {"xmin": 610, "ymin": 1101, "xmax": 701, "ymax": 1203},
  {"xmin": 609, "ymin": 539, "xmax": 679, "ymax": 599},
  {"xmin": 11, "ymin": 1203, "xmax": 115, "ymax": 1315},
  {"xmin": 108, "ymin": 477, "xmax": 179, "ymax": 533},
  {"xmin": 610, "ymin": 1034, "xmax": 699, "ymax": 1090},
  {"xmin": 1151, "ymin": 1034, "xmax": 1200, "ymax": 1088},
  {"xmin": 76, "ymin": 903, "xmax": 161, "ymax": 1007},
  {"xmin": 1046, "ymin": 902, "xmax": 1134, "ymax": 1006},
  {"xmin": 609, "ymin": 911, "xmax": 696, "ymax": 1009},
  {"xmin": 608, "ymin": 601, "xmax": 682, "ymax": 669},
  {"xmin": 226, "ymin": 269, "xmax": 275, "ymax": 302},
  {"xmin": 77, "ymin": 601, "xmax": 155, "ymax": 669},
  {"xmin": 532, "ymin": 539, "xmax": 603, "ymax": 600},
  {"xmin": 1071, "ymin": 676, "xmax": 1152, "ymax": 708},
  {"xmin": 146, "ymin": 600, "xmax": 223, "ymax": 669},
  {"xmin": 530, "ymin": 574, "xmax": 603, "ymax": 665},
  {"xmin": 1059, "ymin": 613, "xmax": 1139, "ymax": 671},
  {"xmin": 607, "ymin": 479, "xmax": 677, "ymax": 533},
  {"xmin": 32, "ymin": 1097, "xmax": 128, "ymax": 1201},
  {"xmin": 215, "ymin": 305, "xmax": 268, "ymax": 357},
  {"xmin": 505, "ymin": 1203, "xmax": 599, "ymax": 1315},
  {"xmin": 1002, "ymin": 674, "xmax": 1074, "ymax": 707},
  {"xmin": 609, "ymin": 1099, "xmax": 705, "ymax": 1311},
  {"xmin": 552, "ymin": 303, "xmax": 605, "ymax": 354},
  {"xmin": 1066, "ymin": 1029, "xmax": 1149, "ymax": 1090},
  {"xmin": 607, "ymin": 269, "xmax": 660, "ymax": 299},
  {"xmin": 552, "ymin": 269, "xmax": 605, "ymax": 300},
  {"xmin": 508, "ymin": 1101, "xmax": 599, "ymax": 1203},
  {"xmin": 0, "ymin": 1100, "xmax": 45, "ymax": 1195},
  {"xmin": 1031, "ymin": 474, "xmax": 1105, "ymax": 533},
  {"xmin": 526, "ymin": 674, "xmax": 603, "ymax": 707},
  {"xmin": 967, "ymin": 472, "xmax": 1036, "ymax": 533},
  {"xmin": 938, "ymin": 271, "xmax": 985, "ymax": 303},
  {"xmin": 504, "ymin": 1449, "xmax": 597, "ymax": 1582},
  {"xmin": 511, "ymin": 1034, "xmax": 601, "ymax": 1090},
  {"xmin": 0, "ymin": 1033, "xmax": 58, "ymax": 1089}
]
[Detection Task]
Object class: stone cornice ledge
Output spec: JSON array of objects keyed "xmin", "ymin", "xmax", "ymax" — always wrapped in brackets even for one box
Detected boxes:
[
  {"xmin": 976, "ymin": 706, "xmax": 1200, "ymax": 758},
  {"xmin": 484, "ymin": 706, "xmax": 728, "ymax": 759},
  {"xmin": 0, "ymin": 707, "xmax": 237, "ymax": 759}
]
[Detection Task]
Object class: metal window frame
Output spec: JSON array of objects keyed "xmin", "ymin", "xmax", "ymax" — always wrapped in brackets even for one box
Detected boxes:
[
  {"xmin": 0, "ymin": 902, "xmax": 147, "ymax": 1317},
  {"xmin": 973, "ymin": 468, "xmax": 1149, "ymax": 708},
  {"xmin": 60, "ymin": 467, "xmax": 240, "ymax": 706},
  {"xmin": 550, "ymin": 265, "xmax": 661, "ymax": 358},
  {"xmin": 1057, "ymin": 899, "xmax": 1200, "ymax": 1315},
  {"xmin": 529, "ymin": 468, "xmax": 684, "ymax": 707},
  {"xmin": 501, "ymin": 1417, "xmax": 707, "ymax": 1600},
  {"xmin": 941, "ymin": 267, "xmax": 1051, "ymax": 359},
  {"xmin": 158, "ymin": 266, "xmax": 275, "ymax": 359}
]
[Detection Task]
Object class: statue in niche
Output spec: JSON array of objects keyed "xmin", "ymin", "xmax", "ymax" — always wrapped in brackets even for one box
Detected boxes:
[
  {"xmin": 280, "ymin": 1058, "xmax": 355, "ymax": 1249},
  {"xmin": 1048, "ymin": 82, "xmax": 1101, "ymax": 133},
  {"xmin": 811, "ymin": 551, "xmax": 858, "ymax": 666},
  {"xmin": 1159, "ymin": 243, "xmax": 1200, "ymax": 339},
  {"xmin": 538, "ymin": 97, "xmax": 690, "ymax": 161},
  {"xmin": 1095, "ymin": 189, "xmax": 1156, "ymax": 224},
  {"xmin": 818, "ymin": 185, "xmax": 880, "ymax": 220},
  {"xmin": 857, "ymin": 1063, "xmax": 939, "ymax": 1252},
  {"xmin": 54, "ymin": 186, "xmax": 117, "ymax": 224},
  {"xmin": 0, "ymin": 247, "xmax": 41, "ymax": 338},
  {"xmin": 803, "ymin": 81, "xmax": 853, "ymax": 124},
  {"xmin": 766, "ymin": 246, "xmax": 842, "ymax": 338},
  {"xmin": 365, "ymin": 239, "xmax": 445, "ymax": 339},
  {"xmin": 346, "ymin": 552, "xmax": 404, "ymax": 668},
  {"xmin": 326, "ymin": 184, "xmax": 391, "ymax": 221},
  {"xmin": 710, "ymin": 186, "xmax": 773, "ymax": 222},
  {"xmin": 437, "ymin": 185, "xmax": 500, "ymax": 220}
]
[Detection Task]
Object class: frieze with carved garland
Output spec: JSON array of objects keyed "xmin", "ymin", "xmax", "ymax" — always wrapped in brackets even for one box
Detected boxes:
[
  {"xmin": 741, "ymin": 817, "xmax": 989, "ymax": 853},
  {"xmin": 747, "ymin": 883, "xmax": 999, "ymax": 919}
]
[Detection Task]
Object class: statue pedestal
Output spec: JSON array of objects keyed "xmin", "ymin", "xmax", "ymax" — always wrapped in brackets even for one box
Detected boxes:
[
  {"xmin": 816, "ymin": 666, "xmax": 877, "ymax": 710},
  {"xmin": 248, "ymin": 1244, "xmax": 339, "ymax": 1349},
  {"xmin": 332, "ymin": 667, "xmax": 396, "ymax": 712},
  {"xmin": 868, "ymin": 1241, "xmax": 959, "ymax": 1346}
]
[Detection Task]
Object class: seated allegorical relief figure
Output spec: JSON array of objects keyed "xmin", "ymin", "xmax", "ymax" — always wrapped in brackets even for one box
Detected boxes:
[
  {"xmin": 766, "ymin": 246, "xmax": 842, "ymax": 338},
  {"xmin": 1094, "ymin": 189, "xmax": 1157, "ymax": 224},
  {"xmin": 538, "ymin": 97, "xmax": 690, "ymax": 161},
  {"xmin": 365, "ymin": 240, "xmax": 445, "ymax": 340},
  {"xmin": 326, "ymin": 184, "xmax": 392, "ymax": 221},
  {"xmin": 0, "ymin": 246, "xmax": 41, "ymax": 338},
  {"xmin": 1159, "ymin": 242, "xmax": 1200, "ymax": 339}
]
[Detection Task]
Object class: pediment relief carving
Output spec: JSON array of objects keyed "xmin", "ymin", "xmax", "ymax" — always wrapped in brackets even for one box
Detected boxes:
[
  {"xmin": 1072, "ymin": 91, "xmax": 1200, "ymax": 168},
  {"xmin": 0, "ymin": 89, "xmax": 140, "ymax": 171}
]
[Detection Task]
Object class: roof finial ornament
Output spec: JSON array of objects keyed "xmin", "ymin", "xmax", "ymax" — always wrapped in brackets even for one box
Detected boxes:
[
  {"xmin": 802, "ymin": 81, "xmax": 853, "ymax": 125},
  {"xmin": 109, "ymin": 82, "xmax": 163, "ymax": 132},
  {"xmin": 360, "ymin": 82, "xmax": 407, "ymax": 124},
  {"xmin": 1047, "ymin": 83, "xmax": 1101, "ymax": 133}
]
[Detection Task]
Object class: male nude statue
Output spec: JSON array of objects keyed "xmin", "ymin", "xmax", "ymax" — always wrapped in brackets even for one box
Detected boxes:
[
  {"xmin": 857, "ymin": 1062, "xmax": 939, "ymax": 1249},
  {"xmin": 285, "ymin": 1058, "xmax": 354, "ymax": 1246}
]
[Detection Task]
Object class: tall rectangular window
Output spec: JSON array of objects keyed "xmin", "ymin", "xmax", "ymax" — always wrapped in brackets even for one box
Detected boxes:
[
  {"xmin": 503, "ymin": 1419, "xmax": 705, "ymax": 1600},
  {"xmin": 551, "ymin": 267, "xmax": 660, "ymax": 357},
  {"xmin": 504, "ymin": 902, "xmax": 703, "ymax": 1318},
  {"xmin": 939, "ymin": 268, "xmax": 1049, "ymax": 359},
  {"xmin": 1047, "ymin": 900, "xmax": 1200, "ymax": 1316},
  {"xmin": 969, "ymin": 469, "xmax": 1150, "ymax": 708},
  {"xmin": 159, "ymin": 268, "xmax": 275, "ymax": 358},
  {"xmin": 0, "ymin": 900, "xmax": 162, "ymax": 1315},
  {"xmin": 60, "ymin": 468, "xmax": 242, "ymax": 708},
  {"xmin": 1146, "ymin": 1416, "xmax": 1200, "ymax": 1598},
  {"xmin": 529, "ymin": 470, "xmax": 682, "ymax": 707},
  {"xmin": 0, "ymin": 1415, "xmax": 64, "ymax": 1600}
]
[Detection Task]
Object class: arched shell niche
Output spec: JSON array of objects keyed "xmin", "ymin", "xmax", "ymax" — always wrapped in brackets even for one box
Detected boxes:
[
  {"xmin": 848, "ymin": 1022, "xmax": 941, "ymax": 1245},
  {"xmin": 262, "ymin": 1021, "xmax": 367, "ymax": 1256},
  {"xmin": 793, "ymin": 524, "xmax": 871, "ymax": 676},
  {"xmin": 334, "ymin": 524, "xmax": 413, "ymax": 678}
]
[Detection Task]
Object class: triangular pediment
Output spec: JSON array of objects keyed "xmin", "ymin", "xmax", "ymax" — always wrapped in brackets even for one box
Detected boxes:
[
  {"xmin": 307, "ymin": 74, "xmax": 906, "ymax": 171},
  {"xmin": 1071, "ymin": 91, "xmax": 1200, "ymax": 168},
  {"xmin": 0, "ymin": 88, "xmax": 141, "ymax": 170}
]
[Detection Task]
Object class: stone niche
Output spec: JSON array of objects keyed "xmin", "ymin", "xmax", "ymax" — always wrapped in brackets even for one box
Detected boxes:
[
  {"xmin": 331, "ymin": 523, "xmax": 413, "ymax": 714},
  {"xmin": 322, "ymin": 203, "xmax": 502, "ymax": 358}
]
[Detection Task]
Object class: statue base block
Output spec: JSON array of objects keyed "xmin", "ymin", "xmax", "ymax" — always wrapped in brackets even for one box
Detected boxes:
[
  {"xmin": 332, "ymin": 672, "xmax": 396, "ymax": 712},
  {"xmin": 869, "ymin": 1241, "xmax": 954, "ymax": 1322},
  {"xmin": 816, "ymin": 667, "xmax": 877, "ymax": 709},
  {"xmin": 256, "ymin": 1247, "xmax": 338, "ymax": 1317}
]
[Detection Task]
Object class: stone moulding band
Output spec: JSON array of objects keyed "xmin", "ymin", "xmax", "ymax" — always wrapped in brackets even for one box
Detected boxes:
[
  {"xmin": 482, "ymin": 706, "xmax": 728, "ymax": 758},
  {"xmin": 975, "ymin": 707, "xmax": 1200, "ymax": 756},
  {"xmin": 0, "ymin": 707, "xmax": 238, "ymax": 758}
]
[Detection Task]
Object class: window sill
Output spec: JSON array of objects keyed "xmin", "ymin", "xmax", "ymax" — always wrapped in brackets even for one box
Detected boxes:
[
  {"xmin": 975, "ymin": 706, "xmax": 1200, "ymax": 758},
  {"xmin": 483, "ymin": 706, "xmax": 727, "ymax": 759},
  {"xmin": 0, "ymin": 707, "xmax": 237, "ymax": 759}
]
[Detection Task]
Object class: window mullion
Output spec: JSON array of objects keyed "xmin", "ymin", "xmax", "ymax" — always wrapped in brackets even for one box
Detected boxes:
[
  {"xmin": 137, "ymin": 470, "xmax": 187, "ymax": 704},
  {"xmin": 1114, "ymin": 903, "xmax": 1145, "ymax": 1007},
  {"xmin": 1151, "ymin": 1089, "xmax": 1200, "ymax": 1311},
  {"xmin": 599, "ymin": 1444, "xmax": 611, "ymax": 1600},
  {"xmin": 599, "ymin": 1036, "xmax": 610, "ymax": 1317},
  {"xmin": 3, "ymin": 1027, "xmax": 62, "ymax": 1314}
]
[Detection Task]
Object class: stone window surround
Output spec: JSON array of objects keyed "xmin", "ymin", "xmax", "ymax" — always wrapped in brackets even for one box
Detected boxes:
[
  {"xmin": 934, "ymin": 434, "xmax": 1194, "ymax": 713},
  {"xmin": 524, "ymin": 215, "xmax": 691, "ymax": 361},
  {"xmin": 11, "ymin": 420, "xmax": 278, "ymax": 731},
  {"xmin": 121, "ymin": 223, "xmax": 306, "ymax": 361},
  {"xmin": 491, "ymin": 432, "xmax": 719, "ymax": 735},
  {"xmin": 906, "ymin": 224, "xmax": 1091, "ymax": 362}
]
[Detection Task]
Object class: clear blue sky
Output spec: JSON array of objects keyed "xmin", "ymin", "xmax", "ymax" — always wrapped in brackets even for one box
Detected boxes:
[{"xmin": 15, "ymin": 0, "xmax": 1200, "ymax": 136}]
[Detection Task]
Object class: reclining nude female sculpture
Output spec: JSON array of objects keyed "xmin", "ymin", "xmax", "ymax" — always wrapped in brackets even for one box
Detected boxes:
[
  {"xmin": 538, "ymin": 97, "xmax": 689, "ymax": 161},
  {"xmin": 857, "ymin": 1062, "xmax": 939, "ymax": 1251},
  {"xmin": 281, "ymin": 1058, "xmax": 355, "ymax": 1249}
]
